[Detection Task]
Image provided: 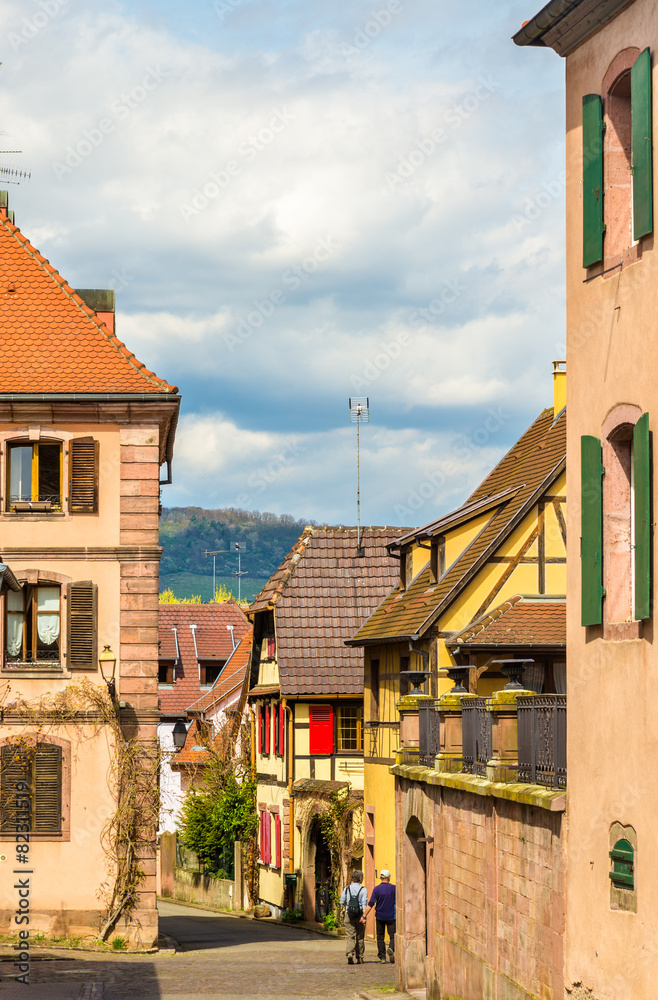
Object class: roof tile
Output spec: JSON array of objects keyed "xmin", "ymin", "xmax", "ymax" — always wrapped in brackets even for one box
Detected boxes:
[{"xmin": 0, "ymin": 213, "xmax": 177, "ymax": 394}]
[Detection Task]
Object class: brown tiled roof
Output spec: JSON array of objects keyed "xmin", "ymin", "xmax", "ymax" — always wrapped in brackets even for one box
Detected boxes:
[
  {"xmin": 348, "ymin": 409, "xmax": 566, "ymax": 645},
  {"xmin": 250, "ymin": 526, "xmax": 408, "ymax": 696},
  {"xmin": 388, "ymin": 486, "xmax": 522, "ymax": 549},
  {"xmin": 447, "ymin": 597, "xmax": 566, "ymax": 649},
  {"xmin": 0, "ymin": 210, "xmax": 177, "ymax": 394},
  {"xmin": 188, "ymin": 628, "xmax": 253, "ymax": 715},
  {"xmin": 158, "ymin": 602, "xmax": 251, "ymax": 716},
  {"xmin": 170, "ymin": 719, "xmax": 215, "ymax": 768}
]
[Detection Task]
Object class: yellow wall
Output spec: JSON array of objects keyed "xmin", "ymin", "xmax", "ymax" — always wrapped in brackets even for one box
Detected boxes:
[{"xmin": 361, "ymin": 465, "xmax": 567, "ymax": 899}]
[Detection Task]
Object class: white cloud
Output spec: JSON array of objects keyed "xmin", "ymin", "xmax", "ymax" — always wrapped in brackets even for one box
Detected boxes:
[{"xmin": 1, "ymin": 0, "xmax": 566, "ymax": 522}]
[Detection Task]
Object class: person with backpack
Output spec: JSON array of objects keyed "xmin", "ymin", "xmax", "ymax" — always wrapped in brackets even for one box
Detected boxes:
[{"xmin": 339, "ymin": 869, "xmax": 368, "ymax": 964}]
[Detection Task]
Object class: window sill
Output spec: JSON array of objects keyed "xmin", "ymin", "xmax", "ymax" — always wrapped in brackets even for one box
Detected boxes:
[
  {"xmin": 2, "ymin": 665, "xmax": 63, "ymax": 677},
  {"xmin": 2, "ymin": 512, "xmax": 66, "ymax": 521},
  {"xmin": 0, "ymin": 831, "xmax": 69, "ymax": 842},
  {"xmin": 603, "ymin": 621, "xmax": 643, "ymax": 642},
  {"xmin": 158, "ymin": 683, "xmax": 175, "ymax": 690}
]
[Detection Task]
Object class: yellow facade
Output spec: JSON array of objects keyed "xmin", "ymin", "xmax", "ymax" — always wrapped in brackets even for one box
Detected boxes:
[{"xmin": 361, "ymin": 399, "xmax": 566, "ymax": 899}]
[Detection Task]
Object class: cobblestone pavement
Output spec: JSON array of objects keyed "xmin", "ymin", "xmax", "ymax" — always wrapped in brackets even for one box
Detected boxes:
[{"xmin": 0, "ymin": 901, "xmax": 398, "ymax": 1000}]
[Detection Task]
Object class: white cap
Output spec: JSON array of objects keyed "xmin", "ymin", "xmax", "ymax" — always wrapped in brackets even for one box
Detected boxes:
[{"xmin": 380, "ymin": 869, "xmax": 391, "ymax": 878}]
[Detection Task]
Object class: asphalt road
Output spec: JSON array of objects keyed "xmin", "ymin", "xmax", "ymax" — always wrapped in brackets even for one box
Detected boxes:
[{"xmin": 0, "ymin": 900, "xmax": 398, "ymax": 1000}]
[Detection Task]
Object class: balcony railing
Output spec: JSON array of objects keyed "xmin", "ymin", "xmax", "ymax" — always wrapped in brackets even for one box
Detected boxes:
[
  {"xmin": 416, "ymin": 693, "xmax": 567, "ymax": 787},
  {"xmin": 517, "ymin": 695, "xmax": 566, "ymax": 788},
  {"xmin": 462, "ymin": 698, "xmax": 492, "ymax": 777}
]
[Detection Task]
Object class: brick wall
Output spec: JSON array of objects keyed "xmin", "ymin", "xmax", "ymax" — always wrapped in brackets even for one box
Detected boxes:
[{"xmin": 395, "ymin": 776, "xmax": 565, "ymax": 1000}]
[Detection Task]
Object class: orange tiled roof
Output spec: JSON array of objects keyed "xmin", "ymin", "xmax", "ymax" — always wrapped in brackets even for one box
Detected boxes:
[
  {"xmin": 187, "ymin": 628, "xmax": 253, "ymax": 715},
  {"xmin": 447, "ymin": 597, "xmax": 566, "ymax": 649},
  {"xmin": 348, "ymin": 409, "xmax": 566, "ymax": 645},
  {"xmin": 0, "ymin": 211, "xmax": 177, "ymax": 394},
  {"xmin": 158, "ymin": 602, "xmax": 251, "ymax": 716}
]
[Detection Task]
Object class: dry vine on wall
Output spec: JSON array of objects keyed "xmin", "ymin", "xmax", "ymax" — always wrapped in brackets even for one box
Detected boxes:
[{"xmin": 0, "ymin": 677, "xmax": 161, "ymax": 940}]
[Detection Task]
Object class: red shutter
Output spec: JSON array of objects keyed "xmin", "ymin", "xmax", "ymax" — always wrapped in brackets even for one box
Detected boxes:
[
  {"xmin": 267, "ymin": 637, "xmax": 276, "ymax": 658},
  {"xmin": 309, "ymin": 705, "xmax": 333, "ymax": 755},
  {"xmin": 275, "ymin": 813, "xmax": 281, "ymax": 868},
  {"xmin": 278, "ymin": 703, "xmax": 285, "ymax": 757},
  {"xmin": 258, "ymin": 707, "xmax": 263, "ymax": 754},
  {"xmin": 259, "ymin": 809, "xmax": 265, "ymax": 861},
  {"xmin": 265, "ymin": 703, "xmax": 271, "ymax": 755},
  {"xmin": 265, "ymin": 812, "xmax": 271, "ymax": 865}
]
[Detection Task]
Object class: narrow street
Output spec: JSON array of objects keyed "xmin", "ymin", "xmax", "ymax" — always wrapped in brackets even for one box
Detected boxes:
[{"xmin": 0, "ymin": 901, "xmax": 400, "ymax": 1000}]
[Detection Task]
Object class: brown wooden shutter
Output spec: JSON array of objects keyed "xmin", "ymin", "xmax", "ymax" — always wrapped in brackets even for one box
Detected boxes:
[
  {"xmin": 67, "ymin": 581, "xmax": 98, "ymax": 670},
  {"xmin": 34, "ymin": 744, "xmax": 62, "ymax": 833},
  {"xmin": 0, "ymin": 744, "xmax": 29, "ymax": 833},
  {"xmin": 69, "ymin": 437, "xmax": 99, "ymax": 513}
]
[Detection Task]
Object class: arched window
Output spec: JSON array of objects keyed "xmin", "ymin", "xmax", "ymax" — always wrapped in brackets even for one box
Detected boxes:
[
  {"xmin": 580, "ymin": 408, "xmax": 651, "ymax": 635},
  {"xmin": 609, "ymin": 838, "xmax": 634, "ymax": 891},
  {"xmin": 582, "ymin": 47, "xmax": 653, "ymax": 269}
]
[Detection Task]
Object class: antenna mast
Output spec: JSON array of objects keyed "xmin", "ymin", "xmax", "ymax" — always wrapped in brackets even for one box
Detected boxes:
[{"xmin": 349, "ymin": 397, "xmax": 369, "ymax": 554}]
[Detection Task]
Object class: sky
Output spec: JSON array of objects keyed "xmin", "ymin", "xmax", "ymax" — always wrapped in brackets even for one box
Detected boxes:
[{"xmin": 0, "ymin": 0, "xmax": 566, "ymax": 527}]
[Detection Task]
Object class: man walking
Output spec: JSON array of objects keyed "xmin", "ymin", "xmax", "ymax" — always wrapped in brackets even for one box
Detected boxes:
[
  {"xmin": 340, "ymin": 869, "xmax": 368, "ymax": 964},
  {"xmin": 362, "ymin": 869, "xmax": 396, "ymax": 963}
]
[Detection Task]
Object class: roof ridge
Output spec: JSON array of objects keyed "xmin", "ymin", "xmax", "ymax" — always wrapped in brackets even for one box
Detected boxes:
[{"xmin": 0, "ymin": 215, "xmax": 177, "ymax": 394}]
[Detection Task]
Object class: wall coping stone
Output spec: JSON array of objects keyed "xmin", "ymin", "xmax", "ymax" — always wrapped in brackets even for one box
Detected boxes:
[{"xmin": 390, "ymin": 762, "xmax": 566, "ymax": 812}]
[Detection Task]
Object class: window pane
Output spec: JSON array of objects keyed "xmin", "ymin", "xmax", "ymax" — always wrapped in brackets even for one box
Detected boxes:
[
  {"xmin": 9, "ymin": 446, "xmax": 33, "ymax": 501},
  {"xmin": 7, "ymin": 590, "xmax": 23, "ymax": 612},
  {"xmin": 38, "ymin": 445, "xmax": 61, "ymax": 502},
  {"xmin": 37, "ymin": 587, "xmax": 60, "ymax": 612},
  {"xmin": 338, "ymin": 706, "xmax": 362, "ymax": 752}
]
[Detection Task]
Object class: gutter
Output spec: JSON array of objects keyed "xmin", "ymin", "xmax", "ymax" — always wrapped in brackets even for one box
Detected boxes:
[
  {"xmin": 0, "ymin": 393, "xmax": 181, "ymax": 403},
  {"xmin": 512, "ymin": 0, "xmax": 634, "ymax": 52},
  {"xmin": 512, "ymin": 0, "xmax": 582, "ymax": 46},
  {"xmin": 0, "ymin": 563, "xmax": 21, "ymax": 591}
]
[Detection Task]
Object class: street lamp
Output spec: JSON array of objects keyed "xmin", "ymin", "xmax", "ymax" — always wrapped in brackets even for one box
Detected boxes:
[
  {"xmin": 99, "ymin": 644, "xmax": 117, "ymax": 701},
  {"xmin": 172, "ymin": 718, "xmax": 188, "ymax": 750}
]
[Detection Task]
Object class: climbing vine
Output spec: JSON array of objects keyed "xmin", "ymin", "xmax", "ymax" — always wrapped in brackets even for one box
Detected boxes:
[
  {"xmin": 316, "ymin": 786, "xmax": 362, "ymax": 911},
  {"xmin": 0, "ymin": 677, "xmax": 161, "ymax": 940},
  {"xmin": 177, "ymin": 717, "xmax": 259, "ymax": 905}
]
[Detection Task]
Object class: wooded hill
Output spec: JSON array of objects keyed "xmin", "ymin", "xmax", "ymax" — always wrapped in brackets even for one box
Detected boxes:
[{"xmin": 159, "ymin": 507, "xmax": 316, "ymax": 601}]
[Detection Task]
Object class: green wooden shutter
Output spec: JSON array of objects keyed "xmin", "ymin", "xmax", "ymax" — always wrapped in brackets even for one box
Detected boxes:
[
  {"xmin": 634, "ymin": 412, "xmax": 651, "ymax": 620},
  {"xmin": 581, "ymin": 435, "xmax": 604, "ymax": 626},
  {"xmin": 583, "ymin": 94, "xmax": 605, "ymax": 267},
  {"xmin": 69, "ymin": 438, "xmax": 99, "ymax": 513},
  {"xmin": 632, "ymin": 48, "xmax": 653, "ymax": 240},
  {"xmin": 34, "ymin": 744, "xmax": 62, "ymax": 833},
  {"xmin": 67, "ymin": 581, "xmax": 98, "ymax": 669}
]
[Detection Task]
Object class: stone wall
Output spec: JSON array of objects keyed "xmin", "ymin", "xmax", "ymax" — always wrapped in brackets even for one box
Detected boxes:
[{"xmin": 394, "ymin": 767, "xmax": 565, "ymax": 1000}]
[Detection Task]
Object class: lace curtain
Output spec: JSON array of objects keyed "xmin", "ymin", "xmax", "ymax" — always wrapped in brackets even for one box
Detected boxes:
[{"xmin": 553, "ymin": 660, "xmax": 567, "ymax": 694}]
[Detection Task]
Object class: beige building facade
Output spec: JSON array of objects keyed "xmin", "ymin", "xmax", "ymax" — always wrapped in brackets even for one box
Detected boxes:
[
  {"xmin": 0, "ymin": 193, "xmax": 179, "ymax": 948},
  {"xmin": 515, "ymin": 3, "xmax": 658, "ymax": 997}
]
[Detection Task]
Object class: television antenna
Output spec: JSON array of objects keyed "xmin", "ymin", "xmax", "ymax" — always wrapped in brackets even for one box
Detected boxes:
[
  {"xmin": 349, "ymin": 397, "xmax": 369, "ymax": 555},
  {"xmin": 204, "ymin": 541, "xmax": 249, "ymax": 603}
]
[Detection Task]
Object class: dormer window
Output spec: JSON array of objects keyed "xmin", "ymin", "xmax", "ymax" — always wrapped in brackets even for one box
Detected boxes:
[{"xmin": 8, "ymin": 442, "xmax": 62, "ymax": 512}]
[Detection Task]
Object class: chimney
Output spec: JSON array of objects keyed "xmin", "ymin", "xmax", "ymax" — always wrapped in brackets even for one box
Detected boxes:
[
  {"xmin": 75, "ymin": 288, "xmax": 115, "ymax": 335},
  {"xmin": 553, "ymin": 360, "xmax": 566, "ymax": 417}
]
